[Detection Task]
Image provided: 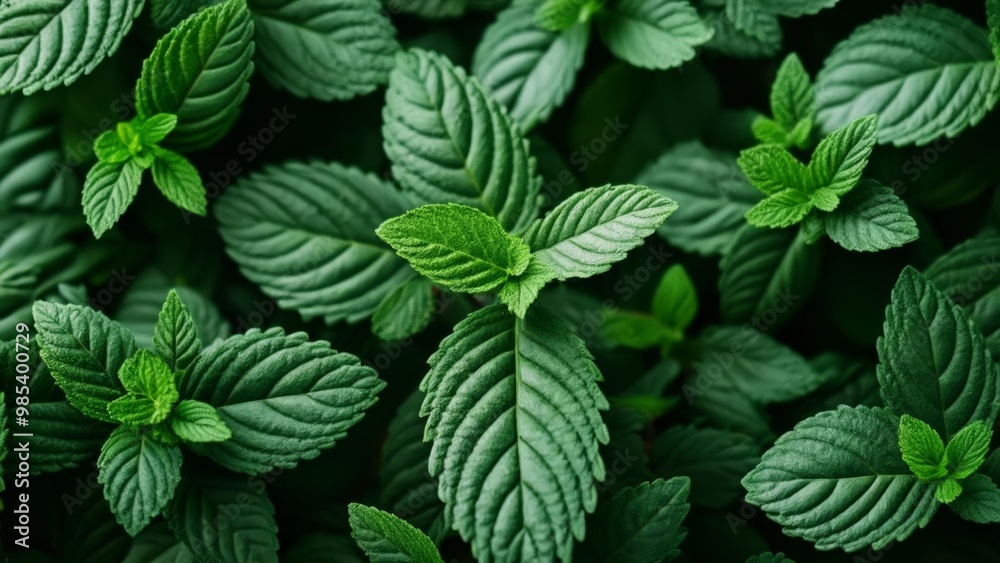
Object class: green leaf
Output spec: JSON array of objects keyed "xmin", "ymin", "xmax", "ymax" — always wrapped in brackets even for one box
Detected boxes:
[
  {"xmin": 705, "ymin": 8, "xmax": 782, "ymax": 60},
  {"xmin": 216, "ymin": 161, "xmax": 416, "ymax": 324},
  {"xmin": 769, "ymin": 53, "xmax": 813, "ymax": 132},
  {"xmin": 743, "ymin": 406, "xmax": 938, "ymax": 552},
  {"xmin": 167, "ymin": 465, "xmax": 279, "ymax": 563},
  {"xmin": 737, "ymin": 144, "xmax": 810, "ymax": 196},
  {"xmin": 114, "ymin": 270, "xmax": 229, "ymax": 349},
  {"xmin": 755, "ymin": 0, "xmax": 839, "ymax": 17},
  {"xmin": 498, "ymin": 257, "xmax": 553, "ymax": 318},
  {"xmin": 249, "ymin": 0, "xmax": 400, "ymax": 101},
  {"xmin": 877, "ymin": 267, "xmax": 1000, "ymax": 441},
  {"xmin": 637, "ymin": 142, "xmax": 761, "ymax": 256},
  {"xmin": 377, "ymin": 204, "xmax": 531, "ymax": 294},
  {"xmin": 154, "ymin": 290, "xmax": 201, "ymax": 373},
  {"xmin": 177, "ymin": 327, "xmax": 384, "ymax": 473},
  {"xmin": 138, "ymin": 114, "xmax": 179, "ymax": 146},
  {"xmin": 82, "ymin": 159, "xmax": 144, "ymax": 239},
  {"xmin": 523, "ymin": 185, "xmax": 677, "ymax": 280},
  {"xmin": 651, "ymin": 426, "xmax": 760, "ymax": 508},
  {"xmin": 809, "ymin": 114, "xmax": 877, "ymax": 197},
  {"xmin": 536, "ymin": 0, "xmax": 599, "ymax": 31},
  {"xmin": 989, "ymin": 0, "xmax": 1000, "ymax": 64},
  {"xmin": 150, "ymin": 150, "xmax": 206, "ymax": 216},
  {"xmin": 348, "ymin": 504, "xmax": 445, "ymax": 563},
  {"xmin": 116, "ymin": 349, "xmax": 179, "ymax": 417},
  {"xmin": 945, "ymin": 421, "xmax": 993, "ymax": 480},
  {"xmin": 384, "ymin": 48, "xmax": 541, "ymax": 233},
  {"xmin": 94, "ymin": 131, "xmax": 133, "ymax": 165},
  {"xmin": 170, "ymin": 400, "xmax": 232, "ymax": 443},
  {"xmin": 473, "ymin": 3, "xmax": 590, "ymax": 128},
  {"xmin": 579, "ymin": 478, "xmax": 691, "ymax": 563},
  {"xmin": 597, "ymin": 0, "xmax": 713, "ymax": 70},
  {"xmin": 394, "ymin": 0, "xmax": 465, "ymax": 18},
  {"xmin": 652, "ymin": 264, "xmax": 698, "ymax": 331},
  {"xmin": 136, "ymin": 0, "xmax": 255, "ymax": 152},
  {"xmin": 898, "ymin": 414, "xmax": 947, "ymax": 481},
  {"xmin": 30, "ymin": 401, "xmax": 113, "ymax": 473},
  {"xmin": 824, "ymin": 179, "xmax": 919, "ymax": 252},
  {"xmin": 423, "ymin": 304, "xmax": 609, "ymax": 562},
  {"xmin": 814, "ymin": 5, "xmax": 1000, "ymax": 146},
  {"xmin": 150, "ymin": 0, "xmax": 207, "ymax": 29},
  {"xmin": 107, "ymin": 395, "xmax": 161, "ymax": 427},
  {"xmin": 936, "ymin": 478, "xmax": 963, "ymax": 504},
  {"xmin": 950, "ymin": 474, "xmax": 1000, "ymax": 523},
  {"xmin": 98, "ymin": 426, "xmax": 183, "ymax": 536},
  {"xmin": 603, "ymin": 311, "xmax": 674, "ymax": 350},
  {"xmin": 33, "ymin": 301, "xmax": 137, "ymax": 423},
  {"xmin": 744, "ymin": 189, "xmax": 813, "ymax": 228},
  {"xmin": 746, "ymin": 553, "xmax": 794, "ymax": 563},
  {"xmin": 372, "ymin": 277, "xmax": 435, "ymax": 342},
  {"xmin": 0, "ymin": 0, "xmax": 144, "ymax": 95}
]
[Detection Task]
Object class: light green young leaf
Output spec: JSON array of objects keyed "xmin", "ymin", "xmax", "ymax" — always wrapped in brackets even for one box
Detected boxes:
[
  {"xmin": 769, "ymin": 53, "xmax": 813, "ymax": 131},
  {"xmin": 877, "ymin": 267, "xmax": 1000, "ymax": 441},
  {"xmin": 0, "ymin": 0, "xmax": 144, "ymax": 95},
  {"xmin": 154, "ymin": 290, "xmax": 201, "ymax": 373},
  {"xmin": 377, "ymin": 204, "xmax": 531, "ymax": 294},
  {"xmin": 755, "ymin": 0, "xmax": 839, "ymax": 17},
  {"xmin": 107, "ymin": 394, "xmax": 161, "ymax": 426},
  {"xmin": 423, "ymin": 304, "xmax": 609, "ymax": 562},
  {"xmin": 150, "ymin": 149, "xmax": 206, "ymax": 216},
  {"xmin": 82, "ymin": 159, "xmax": 144, "ymax": 239},
  {"xmin": 603, "ymin": 311, "xmax": 675, "ymax": 350},
  {"xmin": 170, "ymin": 400, "xmax": 232, "ymax": 443},
  {"xmin": 898, "ymin": 414, "xmax": 947, "ymax": 481},
  {"xmin": 33, "ymin": 301, "xmax": 137, "ymax": 423},
  {"xmin": 177, "ymin": 327, "xmax": 384, "ymax": 474},
  {"xmin": 936, "ymin": 478, "xmax": 963, "ymax": 504},
  {"xmin": 737, "ymin": 144, "xmax": 810, "ymax": 196},
  {"xmin": 651, "ymin": 426, "xmax": 760, "ymax": 507},
  {"xmin": 384, "ymin": 49, "xmax": 541, "ymax": 232},
  {"xmin": 743, "ymin": 406, "xmax": 938, "ymax": 552},
  {"xmin": 94, "ymin": 131, "xmax": 133, "ymax": 165},
  {"xmin": 523, "ymin": 185, "xmax": 677, "ymax": 280},
  {"xmin": 652, "ymin": 264, "xmax": 697, "ymax": 331},
  {"xmin": 113, "ymin": 350, "xmax": 180, "ymax": 425},
  {"xmin": 498, "ymin": 257, "xmax": 554, "ymax": 318},
  {"xmin": 136, "ymin": 0, "xmax": 255, "ymax": 152},
  {"xmin": 98, "ymin": 426, "xmax": 183, "ymax": 536},
  {"xmin": 138, "ymin": 114, "xmax": 179, "ymax": 146},
  {"xmin": 950, "ymin": 474, "xmax": 1000, "ymax": 523},
  {"xmin": 250, "ymin": 0, "xmax": 400, "ymax": 101},
  {"xmin": 473, "ymin": 3, "xmax": 590, "ymax": 128},
  {"xmin": 945, "ymin": 421, "xmax": 993, "ymax": 480},
  {"xmin": 536, "ymin": 0, "xmax": 599, "ymax": 31},
  {"xmin": 597, "ymin": 0, "xmax": 713, "ymax": 70},
  {"xmin": 348, "ymin": 504, "xmax": 445, "ymax": 563},
  {"xmin": 744, "ymin": 189, "xmax": 813, "ymax": 228},
  {"xmin": 809, "ymin": 114, "xmax": 877, "ymax": 197},
  {"xmin": 371, "ymin": 277, "xmax": 434, "ymax": 342},
  {"xmin": 810, "ymin": 187, "xmax": 838, "ymax": 212},
  {"xmin": 216, "ymin": 161, "xmax": 416, "ymax": 324},
  {"xmin": 824, "ymin": 179, "xmax": 919, "ymax": 252},
  {"xmin": 989, "ymin": 0, "xmax": 1000, "ymax": 64},
  {"xmin": 815, "ymin": 5, "xmax": 1000, "ymax": 146},
  {"xmin": 579, "ymin": 478, "xmax": 691, "ymax": 562}
]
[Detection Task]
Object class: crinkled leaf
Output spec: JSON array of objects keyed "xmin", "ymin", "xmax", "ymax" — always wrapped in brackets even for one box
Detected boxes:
[
  {"xmin": 498, "ymin": 257, "xmax": 553, "ymax": 318},
  {"xmin": 82, "ymin": 159, "xmax": 144, "ymax": 239},
  {"xmin": 597, "ymin": 0, "xmax": 713, "ymax": 70},
  {"xmin": 898, "ymin": 414, "xmax": 947, "ymax": 481},
  {"xmin": 372, "ymin": 277, "xmax": 435, "ymax": 342},
  {"xmin": 755, "ymin": 0, "xmax": 839, "ymax": 18},
  {"xmin": 944, "ymin": 421, "xmax": 992, "ymax": 480},
  {"xmin": 824, "ymin": 179, "xmax": 919, "ymax": 252},
  {"xmin": 170, "ymin": 400, "xmax": 231, "ymax": 443},
  {"xmin": 154, "ymin": 289, "xmax": 201, "ymax": 373},
  {"xmin": 150, "ymin": 150, "xmax": 206, "ymax": 216},
  {"xmin": 809, "ymin": 114, "xmax": 877, "ymax": 197},
  {"xmin": 950, "ymin": 474, "xmax": 1000, "ymax": 523},
  {"xmin": 30, "ymin": 401, "xmax": 113, "ymax": 473},
  {"xmin": 348, "ymin": 503, "xmax": 445, "ymax": 563}
]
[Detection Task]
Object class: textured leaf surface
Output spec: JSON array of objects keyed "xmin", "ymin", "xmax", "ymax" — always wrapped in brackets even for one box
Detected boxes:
[
  {"xmin": 877, "ymin": 267, "xmax": 1000, "ymax": 441},
  {"xmin": 951, "ymin": 474, "xmax": 1000, "ymax": 523},
  {"xmin": 423, "ymin": 304, "xmax": 609, "ymax": 562},
  {"xmin": 150, "ymin": 150, "xmax": 206, "ymax": 215},
  {"xmin": 171, "ymin": 400, "xmax": 231, "ymax": 443},
  {"xmin": 384, "ymin": 49, "xmax": 541, "ymax": 232},
  {"xmin": 944, "ymin": 421, "xmax": 992, "ymax": 480},
  {"xmin": 523, "ymin": 185, "xmax": 677, "ymax": 280},
  {"xmin": 0, "ymin": 0, "xmax": 144, "ymax": 95},
  {"xmin": 824, "ymin": 180, "xmax": 918, "ymax": 252},
  {"xmin": 154, "ymin": 290, "xmax": 201, "ymax": 373},
  {"xmin": 216, "ymin": 161, "xmax": 415, "ymax": 324},
  {"xmin": 348, "ymin": 504, "xmax": 445, "ymax": 563},
  {"xmin": 498, "ymin": 257, "xmax": 553, "ymax": 318},
  {"xmin": 743, "ymin": 406, "xmax": 938, "ymax": 552},
  {"xmin": 755, "ymin": 0, "xmax": 838, "ymax": 17},
  {"xmin": 33, "ymin": 301, "xmax": 136, "ymax": 422},
  {"xmin": 372, "ymin": 277, "xmax": 434, "ymax": 342},
  {"xmin": 898, "ymin": 414, "xmax": 947, "ymax": 481},
  {"xmin": 598, "ymin": 0, "xmax": 713, "ymax": 70},
  {"xmin": 178, "ymin": 327, "xmax": 384, "ymax": 473},
  {"xmin": 98, "ymin": 427, "xmax": 183, "ymax": 536},
  {"xmin": 250, "ymin": 0, "xmax": 400, "ymax": 100},
  {"xmin": 815, "ymin": 5, "xmax": 1000, "ymax": 146},
  {"xmin": 30, "ymin": 401, "xmax": 113, "ymax": 473},
  {"xmin": 136, "ymin": 0, "xmax": 255, "ymax": 152},
  {"xmin": 809, "ymin": 114, "xmax": 877, "ymax": 196},
  {"xmin": 82, "ymin": 159, "xmax": 144, "ymax": 239},
  {"xmin": 651, "ymin": 426, "xmax": 759, "ymax": 507}
]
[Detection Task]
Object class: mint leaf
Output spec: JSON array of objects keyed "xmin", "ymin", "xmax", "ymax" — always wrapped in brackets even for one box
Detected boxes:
[
  {"xmin": 809, "ymin": 114, "xmax": 877, "ymax": 197},
  {"xmin": 150, "ymin": 149, "xmax": 206, "ymax": 216},
  {"xmin": 815, "ymin": 5, "xmax": 1000, "ymax": 146},
  {"xmin": 177, "ymin": 327, "xmax": 384, "ymax": 473},
  {"xmin": 154, "ymin": 290, "xmax": 201, "ymax": 373},
  {"xmin": 393, "ymin": 0, "xmax": 464, "ymax": 18},
  {"xmin": 737, "ymin": 144, "xmax": 810, "ymax": 196},
  {"xmin": 498, "ymin": 257, "xmax": 553, "ymax": 318},
  {"xmin": 523, "ymin": 185, "xmax": 677, "ymax": 280},
  {"xmin": 136, "ymin": 0, "xmax": 255, "ymax": 152},
  {"xmin": 423, "ymin": 304, "xmax": 609, "ymax": 562},
  {"xmin": 114, "ymin": 271, "xmax": 230, "ymax": 349},
  {"xmin": 705, "ymin": 7, "xmax": 782, "ymax": 60},
  {"xmin": 579, "ymin": 478, "xmax": 691, "ymax": 562},
  {"xmin": 250, "ymin": 0, "xmax": 400, "ymax": 101},
  {"xmin": 945, "ymin": 421, "xmax": 992, "ymax": 480},
  {"xmin": 744, "ymin": 189, "xmax": 813, "ymax": 228},
  {"xmin": 898, "ymin": 414, "xmax": 947, "ymax": 481},
  {"xmin": 473, "ymin": 3, "xmax": 590, "ymax": 128},
  {"xmin": 950, "ymin": 474, "xmax": 1000, "ymax": 523},
  {"xmin": 823, "ymin": 179, "xmax": 919, "ymax": 252},
  {"xmin": 756, "ymin": 0, "xmax": 839, "ymax": 17},
  {"xmin": 93, "ymin": 131, "xmax": 132, "ymax": 164},
  {"xmin": 743, "ymin": 406, "xmax": 938, "ymax": 552},
  {"xmin": 936, "ymin": 478, "xmax": 963, "ymax": 504},
  {"xmin": 0, "ymin": 0, "xmax": 144, "ymax": 95},
  {"xmin": 651, "ymin": 426, "xmax": 760, "ymax": 507},
  {"xmin": 216, "ymin": 161, "xmax": 416, "ymax": 324},
  {"xmin": 110, "ymin": 350, "xmax": 179, "ymax": 425},
  {"xmin": 652, "ymin": 264, "xmax": 698, "ymax": 331},
  {"xmin": 603, "ymin": 311, "xmax": 674, "ymax": 349},
  {"xmin": 371, "ymin": 277, "xmax": 434, "ymax": 342},
  {"xmin": 597, "ymin": 0, "xmax": 713, "ymax": 70},
  {"xmin": 98, "ymin": 426, "xmax": 183, "ymax": 536},
  {"xmin": 33, "ymin": 301, "xmax": 138, "ymax": 423},
  {"xmin": 877, "ymin": 267, "xmax": 1000, "ymax": 440},
  {"xmin": 170, "ymin": 400, "xmax": 231, "ymax": 443},
  {"xmin": 768, "ymin": 53, "xmax": 813, "ymax": 135},
  {"xmin": 138, "ymin": 114, "xmax": 179, "ymax": 146},
  {"xmin": 31, "ymin": 402, "xmax": 113, "ymax": 473},
  {"xmin": 348, "ymin": 504, "xmax": 445, "ymax": 563},
  {"xmin": 82, "ymin": 159, "xmax": 144, "ymax": 239},
  {"xmin": 377, "ymin": 204, "xmax": 531, "ymax": 294},
  {"xmin": 106, "ymin": 395, "xmax": 160, "ymax": 427},
  {"xmin": 384, "ymin": 49, "xmax": 541, "ymax": 232},
  {"xmin": 536, "ymin": 0, "xmax": 599, "ymax": 31},
  {"xmin": 989, "ymin": 0, "xmax": 1000, "ymax": 64},
  {"xmin": 150, "ymin": 0, "xmax": 204, "ymax": 29}
]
